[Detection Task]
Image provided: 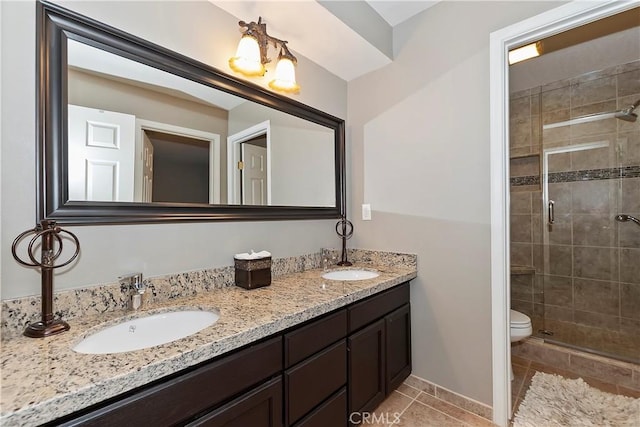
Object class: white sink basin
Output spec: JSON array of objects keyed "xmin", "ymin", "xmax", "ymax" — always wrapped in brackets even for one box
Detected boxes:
[
  {"xmin": 73, "ymin": 309, "xmax": 219, "ymax": 354},
  {"xmin": 322, "ymin": 269, "xmax": 379, "ymax": 281}
]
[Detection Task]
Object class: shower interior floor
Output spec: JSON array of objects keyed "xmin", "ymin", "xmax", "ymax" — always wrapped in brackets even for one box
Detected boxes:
[{"xmin": 511, "ymin": 337, "xmax": 640, "ymax": 417}]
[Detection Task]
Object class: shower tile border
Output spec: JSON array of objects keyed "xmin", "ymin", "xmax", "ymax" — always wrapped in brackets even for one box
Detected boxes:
[
  {"xmin": 549, "ymin": 165, "xmax": 640, "ymax": 182},
  {"xmin": 511, "ymin": 164, "xmax": 640, "ymax": 187},
  {"xmin": 511, "ymin": 175, "xmax": 541, "ymax": 187}
]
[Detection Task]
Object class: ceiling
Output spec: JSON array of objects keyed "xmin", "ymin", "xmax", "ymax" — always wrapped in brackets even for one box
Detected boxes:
[
  {"xmin": 211, "ymin": 1, "xmax": 439, "ymax": 81},
  {"xmin": 366, "ymin": 1, "xmax": 440, "ymax": 26},
  {"xmin": 213, "ymin": 2, "xmax": 639, "ymax": 85}
]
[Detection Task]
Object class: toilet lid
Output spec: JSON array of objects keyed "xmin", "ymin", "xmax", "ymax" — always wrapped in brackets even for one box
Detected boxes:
[{"xmin": 510, "ymin": 309, "xmax": 532, "ymax": 327}]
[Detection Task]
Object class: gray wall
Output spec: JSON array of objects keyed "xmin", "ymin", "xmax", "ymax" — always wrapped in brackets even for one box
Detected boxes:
[
  {"xmin": 348, "ymin": 1, "xmax": 562, "ymax": 405},
  {"xmin": 0, "ymin": 1, "xmax": 346, "ymax": 299},
  {"xmin": 0, "ymin": 0, "xmax": 581, "ymax": 411}
]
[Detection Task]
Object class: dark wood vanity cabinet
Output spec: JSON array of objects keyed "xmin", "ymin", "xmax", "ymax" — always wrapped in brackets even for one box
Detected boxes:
[
  {"xmin": 53, "ymin": 337, "xmax": 283, "ymax": 427},
  {"xmin": 347, "ymin": 283, "xmax": 412, "ymax": 419},
  {"xmin": 284, "ymin": 310, "xmax": 348, "ymax": 426},
  {"xmin": 50, "ymin": 283, "xmax": 410, "ymax": 427},
  {"xmin": 282, "ymin": 282, "xmax": 411, "ymax": 426}
]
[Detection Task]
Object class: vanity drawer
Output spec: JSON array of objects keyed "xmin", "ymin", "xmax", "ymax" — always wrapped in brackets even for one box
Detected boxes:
[
  {"xmin": 284, "ymin": 309, "xmax": 347, "ymax": 368},
  {"xmin": 285, "ymin": 339, "xmax": 347, "ymax": 425},
  {"xmin": 56, "ymin": 337, "xmax": 282, "ymax": 426},
  {"xmin": 186, "ymin": 377, "xmax": 282, "ymax": 427},
  {"xmin": 348, "ymin": 282, "xmax": 409, "ymax": 332},
  {"xmin": 293, "ymin": 387, "xmax": 347, "ymax": 427}
]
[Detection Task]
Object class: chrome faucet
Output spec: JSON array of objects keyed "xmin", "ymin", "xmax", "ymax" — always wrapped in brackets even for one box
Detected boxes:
[{"xmin": 119, "ymin": 273, "xmax": 145, "ymax": 311}]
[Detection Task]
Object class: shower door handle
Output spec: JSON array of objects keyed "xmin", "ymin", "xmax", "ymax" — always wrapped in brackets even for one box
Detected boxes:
[
  {"xmin": 548, "ymin": 200, "xmax": 555, "ymax": 225},
  {"xmin": 615, "ymin": 214, "xmax": 640, "ymax": 227}
]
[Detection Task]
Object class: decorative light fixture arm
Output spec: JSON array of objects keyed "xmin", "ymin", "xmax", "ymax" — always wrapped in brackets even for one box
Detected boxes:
[
  {"xmin": 238, "ymin": 16, "xmax": 298, "ymax": 64},
  {"xmin": 238, "ymin": 17, "xmax": 297, "ymax": 65}
]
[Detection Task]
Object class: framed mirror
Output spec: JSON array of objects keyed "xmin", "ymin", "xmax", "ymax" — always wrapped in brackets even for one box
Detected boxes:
[{"xmin": 37, "ymin": 1, "xmax": 345, "ymax": 224}]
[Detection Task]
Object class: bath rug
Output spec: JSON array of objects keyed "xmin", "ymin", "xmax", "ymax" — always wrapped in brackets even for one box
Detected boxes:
[{"xmin": 513, "ymin": 371, "xmax": 640, "ymax": 427}]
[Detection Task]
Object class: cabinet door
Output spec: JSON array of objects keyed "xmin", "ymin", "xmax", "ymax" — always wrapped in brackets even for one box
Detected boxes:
[
  {"xmin": 347, "ymin": 319, "xmax": 385, "ymax": 417},
  {"xmin": 187, "ymin": 377, "xmax": 282, "ymax": 427},
  {"xmin": 385, "ymin": 304, "xmax": 412, "ymax": 394}
]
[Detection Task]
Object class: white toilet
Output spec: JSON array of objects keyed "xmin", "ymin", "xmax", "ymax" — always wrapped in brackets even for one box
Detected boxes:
[{"xmin": 510, "ymin": 309, "xmax": 532, "ymax": 380}]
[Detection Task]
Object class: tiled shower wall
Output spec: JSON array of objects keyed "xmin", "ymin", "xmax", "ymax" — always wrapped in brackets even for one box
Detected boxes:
[{"xmin": 509, "ymin": 60, "xmax": 640, "ymax": 362}]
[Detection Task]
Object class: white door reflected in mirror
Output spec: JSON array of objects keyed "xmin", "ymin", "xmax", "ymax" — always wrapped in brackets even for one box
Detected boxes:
[
  {"xmin": 68, "ymin": 105, "xmax": 136, "ymax": 202},
  {"xmin": 242, "ymin": 141, "xmax": 268, "ymax": 205},
  {"xmin": 228, "ymin": 120, "xmax": 271, "ymax": 206}
]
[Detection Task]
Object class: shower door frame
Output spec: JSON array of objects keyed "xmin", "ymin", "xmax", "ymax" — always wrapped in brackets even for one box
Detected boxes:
[
  {"xmin": 539, "ymin": 141, "xmax": 613, "ymax": 340},
  {"xmin": 489, "ymin": 1, "xmax": 638, "ymax": 426}
]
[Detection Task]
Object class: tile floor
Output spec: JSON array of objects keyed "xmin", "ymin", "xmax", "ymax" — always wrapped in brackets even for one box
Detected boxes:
[
  {"xmin": 371, "ymin": 352, "xmax": 640, "ymax": 427},
  {"xmin": 366, "ymin": 382, "xmax": 496, "ymax": 426}
]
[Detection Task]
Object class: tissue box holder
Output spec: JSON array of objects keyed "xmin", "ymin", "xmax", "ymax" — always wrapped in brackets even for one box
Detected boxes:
[{"xmin": 234, "ymin": 257, "xmax": 272, "ymax": 289}]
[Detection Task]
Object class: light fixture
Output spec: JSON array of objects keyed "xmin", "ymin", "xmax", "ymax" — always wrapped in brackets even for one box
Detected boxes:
[
  {"xmin": 229, "ymin": 17, "xmax": 300, "ymax": 94},
  {"xmin": 508, "ymin": 41, "xmax": 542, "ymax": 65},
  {"xmin": 229, "ymin": 34, "xmax": 264, "ymax": 76}
]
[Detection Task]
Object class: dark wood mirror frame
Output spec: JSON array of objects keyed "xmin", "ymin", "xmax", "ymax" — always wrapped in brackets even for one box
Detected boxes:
[{"xmin": 37, "ymin": 1, "xmax": 345, "ymax": 225}]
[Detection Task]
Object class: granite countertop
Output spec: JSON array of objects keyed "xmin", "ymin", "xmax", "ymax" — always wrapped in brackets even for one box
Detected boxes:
[{"xmin": 0, "ymin": 263, "xmax": 416, "ymax": 426}]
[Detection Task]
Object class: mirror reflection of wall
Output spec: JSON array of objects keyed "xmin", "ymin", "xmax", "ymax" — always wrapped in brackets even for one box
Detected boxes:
[
  {"xmin": 67, "ymin": 59, "xmax": 228, "ymax": 204},
  {"xmin": 228, "ymin": 103, "xmax": 336, "ymax": 207},
  {"xmin": 66, "ymin": 39, "xmax": 337, "ymax": 208}
]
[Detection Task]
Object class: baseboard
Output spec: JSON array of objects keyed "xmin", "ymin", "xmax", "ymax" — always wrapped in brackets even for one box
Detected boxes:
[{"xmin": 403, "ymin": 374, "xmax": 493, "ymax": 421}]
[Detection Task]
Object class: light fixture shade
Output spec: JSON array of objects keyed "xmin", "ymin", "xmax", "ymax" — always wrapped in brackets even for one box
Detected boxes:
[
  {"xmin": 269, "ymin": 57, "xmax": 300, "ymax": 94},
  {"xmin": 229, "ymin": 35, "xmax": 265, "ymax": 76}
]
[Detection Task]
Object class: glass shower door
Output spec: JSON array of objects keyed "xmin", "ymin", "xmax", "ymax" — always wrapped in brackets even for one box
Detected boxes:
[{"xmin": 538, "ymin": 80, "xmax": 640, "ymax": 363}]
